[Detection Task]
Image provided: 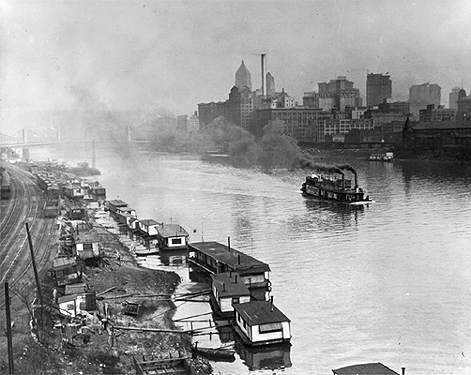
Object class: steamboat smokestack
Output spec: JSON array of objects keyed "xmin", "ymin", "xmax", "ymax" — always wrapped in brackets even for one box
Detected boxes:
[
  {"xmin": 261, "ymin": 54, "xmax": 267, "ymax": 96},
  {"xmin": 354, "ymin": 171, "xmax": 358, "ymax": 189}
]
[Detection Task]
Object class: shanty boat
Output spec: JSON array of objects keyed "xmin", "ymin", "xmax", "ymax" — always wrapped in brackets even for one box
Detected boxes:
[{"xmin": 301, "ymin": 166, "xmax": 371, "ymax": 205}]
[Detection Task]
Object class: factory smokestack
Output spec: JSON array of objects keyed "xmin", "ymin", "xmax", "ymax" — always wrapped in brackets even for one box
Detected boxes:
[{"xmin": 261, "ymin": 54, "xmax": 267, "ymax": 96}]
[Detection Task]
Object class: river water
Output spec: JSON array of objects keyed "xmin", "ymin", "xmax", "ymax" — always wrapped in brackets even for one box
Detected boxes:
[{"xmin": 32, "ymin": 146, "xmax": 471, "ymax": 375}]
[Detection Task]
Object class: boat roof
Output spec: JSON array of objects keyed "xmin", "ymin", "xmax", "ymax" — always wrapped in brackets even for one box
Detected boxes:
[
  {"xmin": 107, "ymin": 199, "xmax": 128, "ymax": 207},
  {"xmin": 189, "ymin": 241, "xmax": 270, "ymax": 273},
  {"xmin": 140, "ymin": 219, "xmax": 161, "ymax": 226},
  {"xmin": 233, "ymin": 301, "xmax": 290, "ymax": 325},
  {"xmin": 211, "ymin": 272, "xmax": 250, "ymax": 297},
  {"xmin": 118, "ymin": 206, "xmax": 135, "ymax": 213},
  {"xmin": 157, "ymin": 224, "xmax": 189, "ymax": 238},
  {"xmin": 332, "ymin": 363, "xmax": 399, "ymax": 375}
]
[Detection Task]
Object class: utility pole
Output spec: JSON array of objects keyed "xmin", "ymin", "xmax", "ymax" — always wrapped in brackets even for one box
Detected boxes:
[
  {"xmin": 26, "ymin": 222, "xmax": 43, "ymax": 341},
  {"xmin": 5, "ymin": 282, "xmax": 15, "ymax": 375}
]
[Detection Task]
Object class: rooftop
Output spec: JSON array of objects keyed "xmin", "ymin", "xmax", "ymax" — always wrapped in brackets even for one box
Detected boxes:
[
  {"xmin": 157, "ymin": 224, "xmax": 189, "ymax": 238},
  {"xmin": 211, "ymin": 272, "xmax": 250, "ymax": 297},
  {"xmin": 52, "ymin": 257, "xmax": 77, "ymax": 271},
  {"xmin": 233, "ymin": 300, "xmax": 290, "ymax": 326},
  {"xmin": 107, "ymin": 199, "xmax": 128, "ymax": 207},
  {"xmin": 190, "ymin": 241, "xmax": 270, "ymax": 274},
  {"xmin": 414, "ymin": 120, "xmax": 471, "ymax": 130},
  {"xmin": 140, "ymin": 219, "xmax": 162, "ymax": 226},
  {"xmin": 73, "ymin": 231, "xmax": 100, "ymax": 243}
]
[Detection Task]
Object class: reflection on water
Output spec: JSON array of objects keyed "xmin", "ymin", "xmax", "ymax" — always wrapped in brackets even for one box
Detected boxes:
[{"xmin": 235, "ymin": 342, "xmax": 292, "ymax": 371}]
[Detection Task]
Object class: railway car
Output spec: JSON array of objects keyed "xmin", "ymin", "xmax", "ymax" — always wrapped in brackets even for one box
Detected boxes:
[
  {"xmin": 44, "ymin": 200, "xmax": 60, "ymax": 218},
  {"xmin": 1, "ymin": 170, "xmax": 11, "ymax": 200}
]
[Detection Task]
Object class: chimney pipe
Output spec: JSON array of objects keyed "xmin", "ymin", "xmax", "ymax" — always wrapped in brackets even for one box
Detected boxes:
[
  {"xmin": 238, "ymin": 254, "xmax": 241, "ymax": 265},
  {"xmin": 270, "ymin": 296, "xmax": 274, "ymax": 312},
  {"xmin": 261, "ymin": 54, "xmax": 267, "ymax": 96},
  {"xmin": 401, "ymin": 368, "xmax": 405, "ymax": 375},
  {"xmin": 228, "ymin": 236, "xmax": 231, "ymax": 252}
]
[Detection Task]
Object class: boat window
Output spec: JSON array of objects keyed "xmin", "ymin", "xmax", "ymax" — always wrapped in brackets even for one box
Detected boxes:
[
  {"xmin": 171, "ymin": 238, "xmax": 182, "ymax": 245},
  {"xmin": 259, "ymin": 322, "xmax": 283, "ymax": 333}
]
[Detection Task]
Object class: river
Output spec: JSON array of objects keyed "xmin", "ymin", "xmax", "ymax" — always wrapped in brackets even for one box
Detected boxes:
[{"xmin": 31, "ymin": 146, "xmax": 471, "ymax": 375}]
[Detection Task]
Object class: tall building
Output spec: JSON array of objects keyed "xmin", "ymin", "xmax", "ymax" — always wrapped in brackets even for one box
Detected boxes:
[
  {"xmin": 457, "ymin": 89, "xmax": 471, "ymax": 121},
  {"xmin": 266, "ymin": 72, "xmax": 275, "ymax": 96},
  {"xmin": 409, "ymin": 83, "xmax": 441, "ymax": 119},
  {"xmin": 449, "ymin": 86, "xmax": 462, "ymax": 110},
  {"xmin": 303, "ymin": 92, "xmax": 319, "ymax": 108},
  {"xmin": 235, "ymin": 60, "xmax": 252, "ymax": 91},
  {"xmin": 366, "ymin": 73, "xmax": 392, "ymax": 107},
  {"xmin": 226, "ymin": 86, "xmax": 254, "ymax": 131},
  {"xmin": 317, "ymin": 76, "xmax": 362, "ymax": 112}
]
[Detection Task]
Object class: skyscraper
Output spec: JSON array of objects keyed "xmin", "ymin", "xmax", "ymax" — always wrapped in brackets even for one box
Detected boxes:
[
  {"xmin": 266, "ymin": 72, "xmax": 275, "ymax": 96},
  {"xmin": 409, "ymin": 83, "xmax": 441, "ymax": 118},
  {"xmin": 366, "ymin": 73, "xmax": 392, "ymax": 107},
  {"xmin": 317, "ymin": 76, "xmax": 362, "ymax": 111},
  {"xmin": 235, "ymin": 60, "xmax": 252, "ymax": 91},
  {"xmin": 449, "ymin": 86, "xmax": 461, "ymax": 109}
]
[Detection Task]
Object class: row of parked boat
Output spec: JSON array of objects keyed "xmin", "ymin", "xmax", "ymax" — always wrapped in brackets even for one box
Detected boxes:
[
  {"xmin": 103, "ymin": 198, "xmax": 292, "ymax": 348},
  {"xmin": 103, "ymin": 199, "xmax": 190, "ymax": 253}
]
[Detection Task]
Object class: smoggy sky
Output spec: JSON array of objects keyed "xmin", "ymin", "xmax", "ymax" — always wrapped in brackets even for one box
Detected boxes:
[{"xmin": 1, "ymin": 0, "xmax": 470, "ymax": 134}]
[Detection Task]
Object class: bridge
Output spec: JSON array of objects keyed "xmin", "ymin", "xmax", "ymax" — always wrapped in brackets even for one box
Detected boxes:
[{"xmin": 0, "ymin": 128, "xmax": 61, "ymax": 148}]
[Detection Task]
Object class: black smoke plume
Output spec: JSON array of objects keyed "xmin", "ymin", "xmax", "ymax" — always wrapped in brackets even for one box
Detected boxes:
[
  {"xmin": 292, "ymin": 153, "xmax": 344, "ymax": 175},
  {"xmin": 335, "ymin": 163, "xmax": 357, "ymax": 175}
]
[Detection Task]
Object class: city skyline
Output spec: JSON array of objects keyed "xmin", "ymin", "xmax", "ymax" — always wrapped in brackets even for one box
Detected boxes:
[{"xmin": 1, "ymin": 0, "xmax": 470, "ymax": 135}]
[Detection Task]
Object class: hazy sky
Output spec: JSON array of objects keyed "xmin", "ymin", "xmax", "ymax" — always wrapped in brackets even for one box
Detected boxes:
[{"xmin": 1, "ymin": 0, "xmax": 470, "ymax": 134}]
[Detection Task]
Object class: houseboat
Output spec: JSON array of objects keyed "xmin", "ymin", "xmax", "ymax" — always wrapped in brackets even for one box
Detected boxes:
[
  {"xmin": 156, "ymin": 223, "xmax": 189, "ymax": 251},
  {"xmin": 210, "ymin": 272, "xmax": 251, "ymax": 317},
  {"xmin": 301, "ymin": 170, "xmax": 371, "ymax": 205},
  {"xmin": 233, "ymin": 299, "xmax": 291, "ymax": 346},
  {"xmin": 138, "ymin": 219, "xmax": 162, "ymax": 237},
  {"xmin": 115, "ymin": 206, "xmax": 137, "ymax": 224},
  {"xmin": 189, "ymin": 241, "xmax": 271, "ymax": 301},
  {"xmin": 105, "ymin": 199, "xmax": 128, "ymax": 215}
]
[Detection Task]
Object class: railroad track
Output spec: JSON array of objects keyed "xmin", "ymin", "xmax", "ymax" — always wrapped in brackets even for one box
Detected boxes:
[{"xmin": 0, "ymin": 164, "xmax": 57, "ymax": 305}]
